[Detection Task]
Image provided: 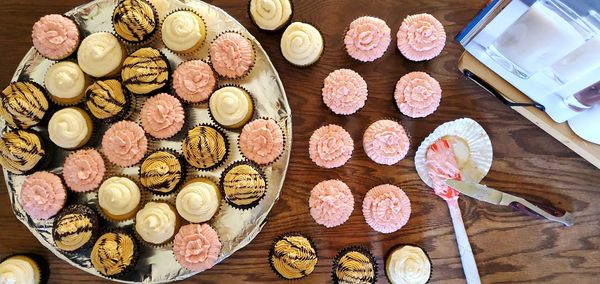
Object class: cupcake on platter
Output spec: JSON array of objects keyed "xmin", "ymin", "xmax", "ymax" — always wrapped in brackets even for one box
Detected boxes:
[
  {"xmin": 78, "ymin": 32, "xmax": 126, "ymax": 78},
  {"xmin": 112, "ymin": 0, "xmax": 159, "ymax": 45},
  {"xmin": 344, "ymin": 16, "xmax": 391, "ymax": 62},
  {"xmin": 362, "ymin": 184, "xmax": 411, "ymax": 234},
  {"xmin": 322, "ymin": 69, "xmax": 368, "ymax": 115},
  {"xmin": 386, "ymin": 245, "xmax": 432, "ymax": 284},
  {"xmin": 31, "ymin": 14, "xmax": 80, "ymax": 60},
  {"xmin": 209, "ymin": 32, "xmax": 255, "ymax": 79},
  {"xmin": 139, "ymin": 150, "xmax": 185, "ymax": 196},
  {"xmin": 176, "ymin": 177, "xmax": 222, "ymax": 223},
  {"xmin": 395, "ymin": 72, "xmax": 442, "ymax": 118},
  {"xmin": 209, "ymin": 86, "xmax": 254, "ymax": 129},
  {"xmin": 0, "ymin": 82, "xmax": 49, "ymax": 129},
  {"xmin": 363, "ymin": 120, "xmax": 410, "ymax": 165},
  {"xmin": 173, "ymin": 224, "xmax": 222, "ymax": 272},
  {"xmin": 135, "ymin": 201, "xmax": 180, "ymax": 247},
  {"xmin": 121, "ymin": 47, "xmax": 170, "ymax": 95},
  {"xmin": 102, "ymin": 121, "xmax": 148, "ymax": 167},
  {"xmin": 48, "ymin": 107, "xmax": 93, "ymax": 150},
  {"xmin": 239, "ymin": 118, "xmax": 284, "ymax": 165},
  {"xmin": 309, "ymin": 180, "xmax": 354, "ymax": 228},
  {"xmin": 161, "ymin": 10, "xmax": 207, "ymax": 54},
  {"xmin": 182, "ymin": 125, "xmax": 229, "ymax": 170},
  {"xmin": 85, "ymin": 79, "xmax": 132, "ymax": 122},
  {"xmin": 0, "ymin": 130, "xmax": 48, "ymax": 175},
  {"xmin": 140, "ymin": 93, "xmax": 185, "ymax": 139},
  {"xmin": 249, "ymin": 0, "xmax": 293, "ymax": 31},
  {"xmin": 98, "ymin": 176, "xmax": 142, "ymax": 222},
  {"xmin": 220, "ymin": 161, "xmax": 267, "ymax": 210},
  {"xmin": 172, "ymin": 60, "xmax": 217, "ymax": 104},
  {"xmin": 52, "ymin": 204, "xmax": 99, "ymax": 252},
  {"xmin": 91, "ymin": 230, "xmax": 138, "ymax": 278},
  {"xmin": 280, "ymin": 22, "xmax": 324, "ymax": 67},
  {"xmin": 397, "ymin": 13, "xmax": 446, "ymax": 61},
  {"xmin": 20, "ymin": 171, "xmax": 66, "ymax": 220},
  {"xmin": 45, "ymin": 61, "xmax": 89, "ymax": 106},
  {"xmin": 63, "ymin": 149, "xmax": 105, "ymax": 193},
  {"xmin": 309, "ymin": 125, "xmax": 354, "ymax": 168}
]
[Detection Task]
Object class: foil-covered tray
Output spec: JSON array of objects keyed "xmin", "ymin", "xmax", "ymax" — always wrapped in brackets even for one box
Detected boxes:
[{"xmin": 2, "ymin": 0, "xmax": 292, "ymax": 282}]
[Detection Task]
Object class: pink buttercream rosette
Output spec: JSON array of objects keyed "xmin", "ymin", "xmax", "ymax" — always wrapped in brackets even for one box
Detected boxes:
[
  {"xmin": 102, "ymin": 121, "xmax": 148, "ymax": 167},
  {"xmin": 322, "ymin": 69, "xmax": 368, "ymax": 115},
  {"xmin": 309, "ymin": 125, "xmax": 354, "ymax": 169},
  {"xmin": 20, "ymin": 171, "xmax": 66, "ymax": 220},
  {"xmin": 309, "ymin": 180, "xmax": 354, "ymax": 228},
  {"xmin": 239, "ymin": 119, "xmax": 285, "ymax": 165},
  {"xmin": 362, "ymin": 184, "xmax": 411, "ymax": 234},
  {"xmin": 173, "ymin": 60, "xmax": 217, "ymax": 103},
  {"xmin": 397, "ymin": 13, "xmax": 446, "ymax": 61},
  {"xmin": 344, "ymin": 16, "xmax": 391, "ymax": 62},
  {"xmin": 173, "ymin": 224, "xmax": 222, "ymax": 272},
  {"xmin": 140, "ymin": 93, "xmax": 185, "ymax": 139},
  {"xmin": 363, "ymin": 120, "xmax": 410, "ymax": 165},
  {"xmin": 209, "ymin": 32, "xmax": 254, "ymax": 79},
  {"xmin": 32, "ymin": 14, "xmax": 80, "ymax": 60},
  {"xmin": 395, "ymin": 72, "xmax": 442, "ymax": 118},
  {"xmin": 63, "ymin": 149, "xmax": 106, "ymax": 192}
]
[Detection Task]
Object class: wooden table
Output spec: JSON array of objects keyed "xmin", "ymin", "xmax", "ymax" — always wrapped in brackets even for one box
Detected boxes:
[{"xmin": 1, "ymin": 0, "xmax": 600, "ymax": 283}]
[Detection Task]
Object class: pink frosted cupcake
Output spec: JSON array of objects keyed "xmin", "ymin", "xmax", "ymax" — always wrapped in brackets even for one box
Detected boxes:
[
  {"xmin": 395, "ymin": 72, "xmax": 442, "ymax": 118},
  {"xmin": 173, "ymin": 224, "xmax": 222, "ymax": 272},
  {"xmin": 32, "ymin": 14, "xmax": 80, "ymax": 60},
  {"xmin": 102, "ymin": 121, "xmax": 148, "ymax": 167},
  {"xmin": 344, "ymin": 16, "xmax": 391, "ymax": 62},
  {"xmin": 172, "ymin": 60, "xmax": 217, "ymax": 103},
  {"xmin": 20, "ymin": 171, "xmax": 66, "ymax": 220},
  {"xmin": 363, "ymin": 120, "xmax": 410, "ymax": 165},
  {"xmin": 140, "ymin": 93, "xmax": 185, "ymax": 139},
  {"xmin": 362, "ymin": 184, "xmax": 411, "ymax": 234},
  {"xmin": 309, "ymin": 125, "xmax": 354, "ymax": 168},
  {"xmin": 63, "ymin": 149, "xmax": 105, "ymax": 192},
  {"xmin": 322, "ymin": 69, "xmax": 368, "ymax": 115},
  {"xmin": 309, "ymin": 180, "xmax": 354, "ymax": 228},
  {"xmin": 397, "ymin": 13, "xmax": 446, "ymax": 61},
  {"xmin": 209, "ymin": 32, "xmax": 255, "ymax": 79},
  {"xmin": 239, "ymin": 119, "xmax": 284, "ymax": 165}
]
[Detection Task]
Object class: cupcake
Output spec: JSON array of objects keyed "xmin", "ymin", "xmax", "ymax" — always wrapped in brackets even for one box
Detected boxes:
[
  {"xmin": 176, "ymin": 178, "xmax": 221, "ymax": 223},
  {"xmin": 209, "ymin": 32, "xmax": 255, "ymax": 79},
  {"xmin": 220, "ymin": 161, "xmax": 267, "ymax": 210},
  {"xmin": 345, "ymin": 16, "xmax": 391, "ymax": 62},
  {"xmin": 209, "ymin": 86, "xmax": 254, "ymax": 129},
  {"xmin": 48, "ymin": 107, "xmax": 93, "ymax": 150},
  {"xmin": 269, "ymin": 233, "xmax": 318, "ymax": 280},
  {"xmin": 0, "ymin": 130, "xmax": 47, "ymax": 175},
  {"xmin": 322, "ymin": 69, "xmax": 368, "ymax": 115},
  {"xmin": 102, "ymin": 121, "xmax": 148, "ymax": 167},
  {"xmin": 45, "ymin": 61, "xmax": 89, "ymax": 106},
  {"xmin": 172, "ymin": 60, "xmax": 217, "ymax": 103},
  {"xmin": 139, "ymin": 150, "xmax": 185, "ymax": 195},
  {"xmin": 31, "ymin": 14, "xmax": 80, "ymax": 60},
  {"xmin": 161, "ymin": 10, "xmax": 207, "ymax": 54},
  {"xmin": 386, "ymin": 245, "xmax": 432, "ymax": 284},
  {"xmin": 52, "ymin": 204, "xmax": 99, "ymax": 252},
  {"xmin": 280, "ymin": 22, "xmax": 323, "ymax": 67},
  {"xmin": 362, "ymin": 184, "xmax": 411, "ymax": 234},
  {"xmin": 140, "ymin": 93, "xmax": 185, "ymax": 139},
  {"xmin": 397, "ymin": 14, "xmax": 446, "ymax": 61},
  {"xmin": 78, "ymin": 32, "xmax": 126, "ymax": 78},
  {"xmin": 0, "ymin": 254, "xmax": 49, "ymax": 284},
  {"xmin": 0, "ymin": 82, "xmax": 49, "ymax": 129},
  {"xmin": 121, "ymin": 47, "xmax": 170, "ymax": 95},
  {"xmin": 332, "ymin": 246, "xmax": 377, "ymax": 284},
  {"xmin": 91, "ymin": 230, "xmax": 138, "ymax": 277},
  {"xmin": 249, "ymin": 0, "xmax": 292, "ymax": 31},
  {"xmin": 309, "ymin": 125, "xmax": 354, "ymax": 169},
  {"xmin": 98, "ymin": 177, "xmax": 142, "ymax": 222},
  {"xmin": 135, "ymin": 201, "xmax": 179, "ymax": 246},
  {"xmin": 20, "ymin": 171, "xmax": 66, "ymax": 220},
  {"xmin": 63, "ymin": 149, "xmax": 105, "ymax": 192},
  {"xmin": 85, "ymin": 79, "xmax": 131, "ymax": 122},
  {"xmin": 395, "ymin": 72, "xmax": 441, "ymax": 118},
  {"xmin": 309, "ymin": 180, "xmax": 354, "ymax": 228},
  {"xmin": 173, "ymin": 224, "xmax": 222, "ymax": 272},
  {"xmin": 112, "ymin": 0, "xmax": 159, "ymax": 44},
  {"xmin": 363, "ymin": 120, "xmax": 410, "ymax": 165},
  {"xmin": 182, "ymin": 125, "xmax": 228, "ymax": 170},
  {"xmin": 239, "ymin": 118, "xmax": 284, "ymax": 165}
]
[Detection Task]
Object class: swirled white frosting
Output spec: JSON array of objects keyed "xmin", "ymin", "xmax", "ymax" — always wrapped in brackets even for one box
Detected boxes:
[
  {"xmin": 45, "ymin": 61, "xmax": 86, "ymax": 100},
  {"xmin": 281, "ymin": 22, "xmax": 323, "ymax": 66},
  {"xmin": 48, "ymin": 108, "xmax": 90, "ymax": 149},
  {"xmin": 135, "ymin": 202, "xmax": 177, "ymax": 244},
  {"xmin": 162, "ymin": 11, "xmax": 204, "ymax": 52},
  {"xmin": 249, "ymin": 0, "xmax": 292, "ymax": 31},
  {"xmin": 176, "ymin": 180, "xmax": 220, "ymax": 223},
  {"xmin": 209, "ymin": 87, "xmax": 252, "ymax": 127},
  {"xmin": 77, "ymin": 32, "xmax": 124, "ymax": 77},
  {"xmin": 0, "ymin": 256, "xmax": 38, "ymax": 284},
  {"xmin": 387, "ymin": 246, "xmax": 431, "ymax": 284},
  {"xmin": 98, "ymin": 177, "xmax": 141, "ymax": 216}
]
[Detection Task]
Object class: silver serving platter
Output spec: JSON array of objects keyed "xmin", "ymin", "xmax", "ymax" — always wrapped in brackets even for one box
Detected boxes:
[{"xmin": 3, "ymin": 0, "xmax": 292, "ymax": 282}]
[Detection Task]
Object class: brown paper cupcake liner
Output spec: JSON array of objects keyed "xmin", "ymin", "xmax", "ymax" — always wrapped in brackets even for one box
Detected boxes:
[
  {"xmin": 208, "ymin": 30, "xmax": 256, "ymax": 80},
  {"xmin": 331, "ymin": 245, "xmax": 378, "ymax": 284},
  {"xmin": 138, "ymin": 148, "xmax": 187, "ymax": 197},
  {"xmin": 52, "ymin": 204, "xmax": 100, "ymax": 255},
  {"xmin": 268, "ymin": 232, "xmax": 318, "ymax": 281},
  {"xmin": 32, "ymin": 14, "xmax": 82, "ymax": 61},
  {"xmin": 207, "ymin": 84, "xmax": 257, "ymax": 130},
  {"xmin": 92, "ymin": 227, "xmax": 140, "ymax": 279},
  {"xmin": 111, "ymin": 0, "xmax": 160, "ymax": 46},
  {"xmin": 84, "ymin": 78, "xmax": 135, "ymax": 124},
  {"xmin": 280, "ymin": 21, "xmax": 324, "ymax": 68},
  {"xmin": 237, "ymin": 117, "xmax": 286, "ymax": 166},
  {"xmin": 95, "ymin": 174, "xmax": 146, "ymax": 224},
  {"xmin": 133, "ymin": 199, "xmax": 180, "ymax": 249},
  {"xmin": 1, "ymin": 254, "xmax": 50, "ymax": 284},
  {"xmin": 43, "ymin": 60, "xmax": 90, "ymax": 107},
  {"xmin": 384, "ymin": 244, "xmax": 433, "ymax": 284},
  {"xmin": 160, "ymin": 8, "xmax": 208, "ymax": 56},
  {"xmin": 219, "ymin": 160, "xmax": 268, "ymax": 210},
  {"xmin": 181, "ymin": 123, "xmax": 231, "ymax": 171},
  {"xmin": 170, "ymin": 59, "xmax": 218, "ymax": 106},
  {"xmin": 247, "ymin": 0, "xmax": 294, "ymax": 33},
  {"xmin": 176, "ymin": 175, "xmax": 224, "ymax": 223}
]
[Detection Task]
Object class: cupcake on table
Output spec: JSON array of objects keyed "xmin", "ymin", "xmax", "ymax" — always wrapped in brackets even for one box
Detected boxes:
[
  {"xmin": 397, "ymin": 13, "xmax": 446, "ymax": 61},
  {"xmin": 0, "ymin": 254, "xmax": 49, "ymax": 284},
  {"xmin": 362, "ymin": 184, "xmax": 411, "ymax": 234},
  {"xmin": 280, "ymin": 22, "xmax": 324, "ymax": 67},
  {"xmin": 363, "ymin": 120, "xmax": 410, "ymax": 165},
  {"xmin": 345, "ymin": 16, "xmax": 391, "ymax": 62},
  {"xmin": 309, "ymin": 179, "xmax": 354, "ymax": 228},
  {"xmin": 309, "ymin": 125, "xmax": 354, "ymax": 168},
  {"xmin": 249, "ymin": 0, "xmax": 293, "ymax": 31},
  {"xmin": 386, "ymin": 245, "xmax": 432, "ymax": 284},
  {"xmin": 322, "ymin": 69, "xmax": 368, "ymax": 115},
  {"xmin": 395, "ymin": 72, "xmax": 442, "ymax": 118}
]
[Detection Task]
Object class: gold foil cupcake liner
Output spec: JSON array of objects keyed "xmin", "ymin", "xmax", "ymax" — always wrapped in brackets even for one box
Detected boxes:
[
  {"xmin": 247, "ymin": 0, "xmax": 294, "ymax": 33},
  {"xmin": 181, "ymin": 123, "xmax": 231, "ymax": 171},
  {"xmin": 159, "ymin": 8, "xmax": 208, "ymax": 56},
  {"xmin": 236, "ymin": 116, "xmax": 286, "ymax": 166},
  {"xmin": 384, "ymin": 244, "xmax": 433, "ymax": 284},
  {"xmin": 219, "ymin": 159, "xmax": 268, "ymax": 211},
  {"xmin": 268, "ymin": 232, "xmax": 318, "ymax": 281},
  {"xmin": 95, "ymin": 174, "xmax": 147, "ymax": 224},
  {"xmin": 170, "ymin": 59, "xmax": 218, "ymax": 106},
  {"xmin": 177, "ymin": 175, "xmax": 224, "ymax": 224},
  {"xmin": 280, "ymin": 21, "xmax": 325, "ymax": 68},
  {"xmin": 133, "ymin": 199, "xmax": 180, "ymax": 249},
  {"xmin": 207, "ymin": 84, "xmax": 257, "ymax": 130},
  {"xmin": 111, "ymin": 0, "xmax": 160, "ymax": 46},
  {"xmin": 208, "ymin": 30, "xmax": 257, "ymax": 80},
  {"xmin": 52, "ymin": 204, "xmax": 100, "ymax": 255},
  {"xmin": 138, "ymin": 148, "xmax": 187, "ymax": 197},
  {"xmin": 331, "ymin": 245, "xmax": 378, "ymax": 284}
]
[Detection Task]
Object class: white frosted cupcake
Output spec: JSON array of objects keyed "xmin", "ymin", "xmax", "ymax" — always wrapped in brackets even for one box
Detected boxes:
[
  {"xmin": 45, "ymin": 61, "xmax": 89, "ymax": 105},
  {"xmin": 161, "ymin": 10, "xmax": 207, "ymax": 54},
  {"xmin": 280, "ymin": 22, "xmax": 324, "ymax": 67},
  {"xmin": 209, "ymin": 86, "xmax": 254, "ymax": 129},
  {"xmin": 78, "ymin": 32, "xmax": 126, "ymax": 78},
  {"xmin": 176, "ymin": 178, "xmax": 222, "ymax": 223},
  {"xmin": 48, "ymin": 107, "xmax": 93, "ymax": 150},
  {"xmin": 386, "ymin": 245, "xmax": 432, "ymax": 284},
  {"xmin": 135, "ymin": 201, "xmax": 180, "ymax": 246},
  {"xmin": 98, "ymin": 177, "xmax": 141, "ymax": 222},
  {"xmin": 249, "ymin": 0, "xmax": 292, "ymax": 31}
]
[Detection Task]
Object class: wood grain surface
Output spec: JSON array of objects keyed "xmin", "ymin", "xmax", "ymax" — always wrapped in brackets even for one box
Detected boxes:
[{"xmin": 1, "ymin": 0, "xmax": 600, "ymax": 283}]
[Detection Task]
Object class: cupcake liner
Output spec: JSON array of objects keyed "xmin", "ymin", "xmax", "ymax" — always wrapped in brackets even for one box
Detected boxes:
[
  {"xmin": 138, "ymin": 148, "xmax": 187, "ymax": 197},
  {"xmin": 52, "ymin": 204, "xmax": 100, "ymax": 254},
  {"xmin": 208, "ymin": 30, "xmax": 256, "ymax": 80},
  {"xmin": 32, "ymin": 15, "xmax": 82, "ymax": 61},
  {"xmin": 84, "ymin": 78, "xmax": 135, "ymax": 123},
  {"xmin": 181, "ymin": 123, "xmax": 231, "ymax": 171},
  {"xmin": 219, "ymin": 160, "xmax": 268, "ymax": 210},
  {"xmin": 170, "ymin": 59, "xmax": 218, "ymax": 106},
  {"xmin": 43, "ymin": 60, "xmax": 90, "ymax": 107},
  {"xmin": 384, "ymin": 244, "xmax": 433, "ymax": 284},
  {"xmin": 111, "ymin": 0, "xmax": 160, "ymax": 46},
  {"xmin": 133, "ymin": 199, "xmax": 180, "ymax": 249},
  {"xmin": 331, "ymin": 245, "xmax": 378, "ymax": 284},
  {"xmin": 160, "ymin": 8, "xmax": 208, "ymax": 56},
  {"xmin": 247, "ymin": 0, "xmax": 294, "ymax": 33},
  {"xmin": 207, "ymin": 84, "xmax": 257, "ymax": 130},
  {"xmin": 95, "ymin": 174, "xmax": 146, "ymax": 224},
  {"xmin": 0, "ymin": 254, "xmax": 50, "ymax": 284},
  {"xmin": 237, "ymin": 117, "xmax": 286, "ymax": 166},
  {"xmin": 280, "ymin": 21, "xmax": 325, "ymax": 68},
  {"xmin": 268, "ymin": 232, "xmax": 318, "ymax": 281},
  {"xmin": 92, "ymin": 227, "xmax": 140, "ymax": 279},
  {"xmin": 176, "ymin": 176, "xmax": 223, "ymax": 223}
]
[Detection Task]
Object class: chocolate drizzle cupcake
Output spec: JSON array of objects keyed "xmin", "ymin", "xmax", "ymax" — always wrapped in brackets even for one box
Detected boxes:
[
  {"xmin": 52, "ymin": 204, "xmax": 99, "ymax": 253},
  {"xmin": 112, "ymin": 0, "xmax": 159, "ymax": 45},
  {"xmin": 85, "ymin": 79, "xmax": 131, "ymax": 122},
  {"xmin": 139, "ymin": 149, "xmax": 185, "ymax": 196},
  {"xmin": 121, "ymin": 47, "xmax": 170, "ymax": 95},
  {"xmin": 269, "ymin": 232, "xmax": 318, "ymax": 280},
  {"xmin": 0, "ymin": 129, "xmax": 48, "ymax": 175},
  {"xmin": 0, "ymin": 81, "xmax": 49, "ymax": 129},
  {"xmin": 220, "ymin": 161, "xmax": 267, "ymax": 210},
  {"xmin": 332, "ymin": 246, "xmax": 378, "ymax": 284},
  {"xmin": 182, "ymin": 124, "xmax": 229, "ymax": 170},
  {"xmin": 90, "ymin": 229, "xmax": 138, "ymax": 278}
]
